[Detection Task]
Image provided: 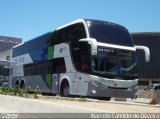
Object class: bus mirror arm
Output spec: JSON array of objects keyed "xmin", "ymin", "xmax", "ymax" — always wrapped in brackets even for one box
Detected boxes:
[
  {"xmin": 135, "ymin": 45, "xmax": 150, "ymax": 62},
  {"xmin": 79, "ymin": 38, "xmax": 97, "ymax": 55}
]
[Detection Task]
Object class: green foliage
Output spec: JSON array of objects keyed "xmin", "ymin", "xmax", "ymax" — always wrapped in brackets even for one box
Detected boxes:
[
  {"xmin": 79, "ymin": 96, "xmax": 86, "ymax": 102},
  {"xmin": 0, "ymin": 86, "xmax": 88, "ymax": 103},
  {"xmin": 18, "ymin": 89, "xmax": 25, "ymax": 97},
  {"xmin": 34, "ymin": 86, "xmax": 41, "ymax": 99},
  {"xmin": 12, "ymin": 85, "xmax": 19, "ymax": 96},
  {"xmin": 0, "ymin": 85, "xmax": 32, "ymax": 98},
  {"xmin": 24, "ymin": 86, "xmax": 31, "ymax": 98},
  {"xmin": 0, "ymin": 87, "xmax": 10, "ymax": 95},
  {"xmin": 1, "ymin": 87, "xmax": 5, "ymax": 94}
]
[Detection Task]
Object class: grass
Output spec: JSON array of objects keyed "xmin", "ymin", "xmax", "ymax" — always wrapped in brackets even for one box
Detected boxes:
[
  {"xmin": 0, "ymin": 86, "xmax": 39, "ymax": 99},
  {"xmin": 0, "ymin": 86, "xmax": 87, "ymax": 102},
  {"xmin": 79, "ymin": 96, "xmax": 87, "ymax": 102},
  {"xmin": 34, "ymin": 86, "xmax": 41, "ymax": 99}
]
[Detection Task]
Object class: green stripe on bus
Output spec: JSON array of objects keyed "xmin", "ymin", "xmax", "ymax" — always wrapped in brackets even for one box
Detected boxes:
[
  {"xmin": 47, "ymin": 46, "xmax": 53, "ymax": 60},
  {"xmin": 46, "ymin": 74, "xmax": 52, "ymax": 88}
]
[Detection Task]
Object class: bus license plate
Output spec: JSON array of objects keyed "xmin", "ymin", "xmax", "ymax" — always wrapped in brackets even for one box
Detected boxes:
[{"xmin": 114, "ymin": 90, "xmax": 122, "ymax": 96}]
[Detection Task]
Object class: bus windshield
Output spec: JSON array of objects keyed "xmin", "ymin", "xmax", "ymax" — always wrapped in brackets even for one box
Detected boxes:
[{"xmin": 92, "ymin": 47, "xmax": 138, "ymax": 79}]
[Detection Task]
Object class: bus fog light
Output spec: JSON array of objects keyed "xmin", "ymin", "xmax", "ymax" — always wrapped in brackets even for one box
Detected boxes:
[{"xmin": 92, "ymin": 90, "xmax": 96, "ymax": 94}]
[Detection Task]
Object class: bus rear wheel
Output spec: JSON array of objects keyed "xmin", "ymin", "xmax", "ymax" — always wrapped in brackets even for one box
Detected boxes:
[
  {"xmin": 20, "ymin": 81, "xmax": 25, "ymax": 89},
  {"xmin": 61, "ymin": 81, "xmax": 70, "ymax": 97},
  {"xmin": 15, "ymin": 80, "xmax": 20, "ymax": 89}
]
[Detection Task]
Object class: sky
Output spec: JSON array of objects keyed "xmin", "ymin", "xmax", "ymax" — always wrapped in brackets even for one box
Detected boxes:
[{"xmin": 0, "ymin": 0, "xmax": 160, "ymax": 42}]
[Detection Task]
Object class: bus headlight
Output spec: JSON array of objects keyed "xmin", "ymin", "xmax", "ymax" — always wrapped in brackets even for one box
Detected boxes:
[{"xmin": 91, "ymin": 81, "xmax": 106, "ymax": 89}]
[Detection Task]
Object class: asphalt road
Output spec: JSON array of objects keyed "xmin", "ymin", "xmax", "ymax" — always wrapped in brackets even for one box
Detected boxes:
[
  {"xmin": 0, "ymin": 95, "xmax": 108, "ymax": 113},
  {"xmin": 0, "ymin": 94, "xmax": 160, "ymax": 113},
  {"xmin": 0, "ymin": 107, "xmax": 18, "ymax": 113}
]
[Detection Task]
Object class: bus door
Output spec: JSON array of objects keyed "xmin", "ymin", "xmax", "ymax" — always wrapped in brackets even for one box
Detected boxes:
[
  {"xmin": 77, "ymin": 72, "xmax": 89, "ymax": 96},
  {"xmin": 52, "ymin": 74, "xmax": 59, "ymax": 94}
]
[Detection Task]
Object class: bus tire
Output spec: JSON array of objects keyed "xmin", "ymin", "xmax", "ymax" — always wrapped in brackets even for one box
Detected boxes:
[
  {"xmin": 61, "ymin": 81, "xmax": 70, "ymax": 97},
  {"xmin": 20, "ymin": 80, "xmax": 25, "ymax": 89},
  {"xmin": 15, "ymin": 80, "xmax": 19, "ymax": 86},
  {"xmin": 15, "ymin": 80, "xmax": 20, "ymax": 89}
]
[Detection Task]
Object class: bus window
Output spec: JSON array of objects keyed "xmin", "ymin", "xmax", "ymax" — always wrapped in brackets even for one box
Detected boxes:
[
  {"xmin": 72, "ymin": 42, "xmax": 90, "ymax": 73},
  {"xmin": 55, "ymin": 23, "xmax": 90, "ymax": 73},
  {"xmin": 55, "ymin": 23, "xmax": 86, "ymax": 44},
  {"xmin": 54, "ymin": 58, "xmax": 66, "ymax": 73},
  {"xmin": 81, "ymin": 53, "xmax": 89, "ymax": 73}
]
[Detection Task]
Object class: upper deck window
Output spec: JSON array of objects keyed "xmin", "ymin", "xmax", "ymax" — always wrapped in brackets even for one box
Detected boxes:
[
  {"xmin": 86, "ymin": 20, "xmax": 134, "ymax": 47},
  {"xmin": 54, "ymin": 23, "xmax": 87, "ymax": 44}
]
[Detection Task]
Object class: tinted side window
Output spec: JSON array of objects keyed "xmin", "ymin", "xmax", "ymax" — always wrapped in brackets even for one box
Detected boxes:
[
  {"xmin": 72, "ymin": 42, "xmax": 90, "ymax": 73},
  {"xmin": 24, "ymin": 58, "xmax": 66, "ymax": 75},
  {"xmin": 12, "ymin": 33, "xmax": 50, "ymax": 58},
  {"xmin": 53, "ymin": 23, "xmax": 90, "ymax": 73},
  {"xmin": 55, "ymin": 23, "xmax": 86, "ymax": 44},
  {"xmin": 53, "ymin": 58, "xmax": 66, "ymax": 73}
]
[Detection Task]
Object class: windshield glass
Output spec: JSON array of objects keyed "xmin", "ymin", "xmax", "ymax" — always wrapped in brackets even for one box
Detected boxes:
[
  {"xmin": 92, "ymin": 47, "xmax": 138, "ymax": 79},
  {"xmin": 87, "ymin": 20, "xmax": 134, "ymax": 47}
]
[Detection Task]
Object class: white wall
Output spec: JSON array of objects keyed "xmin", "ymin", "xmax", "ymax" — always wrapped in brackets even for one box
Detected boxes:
[{"xmin": 0, "ymin": 49, "xmax": 12, "ymax": 61}]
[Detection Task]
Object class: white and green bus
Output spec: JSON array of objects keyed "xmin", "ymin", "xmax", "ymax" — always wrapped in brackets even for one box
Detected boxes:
[{"xmin": 11, "ymin": 19, "xmax": 150, "ymax": 100}]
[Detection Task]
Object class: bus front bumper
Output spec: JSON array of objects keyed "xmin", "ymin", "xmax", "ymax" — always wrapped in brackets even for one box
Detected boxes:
[{"xmin": 87, "ymin": 81, "xmax": 137, "ymax": 99}]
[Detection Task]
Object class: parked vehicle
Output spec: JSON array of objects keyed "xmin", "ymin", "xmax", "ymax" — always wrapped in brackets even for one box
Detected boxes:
[
  {"xmin": 2, "ymin": 82, "xmax": 10, "ymax": 89},
  {"xmin": 135, "ymin": 83, "xmax": 160, "ymax": 99},
  {"xmin": 143, "ymin": 84, "xmax": 160, "ymax": 90}
]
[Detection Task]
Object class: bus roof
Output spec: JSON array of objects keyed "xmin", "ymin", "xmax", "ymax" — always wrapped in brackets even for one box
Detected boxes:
[{"xmin": 56, "ymin": 18, "xmax": 127, "ymax": 31}]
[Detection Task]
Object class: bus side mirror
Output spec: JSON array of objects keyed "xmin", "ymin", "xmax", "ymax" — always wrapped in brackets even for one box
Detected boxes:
[
  {"xmin": 79, "ymin": 38, "xmax": 97, "ymax": 55},
  {"xmin": 135, "ymin": 45, "xmax": 150, "ymax": 62}
]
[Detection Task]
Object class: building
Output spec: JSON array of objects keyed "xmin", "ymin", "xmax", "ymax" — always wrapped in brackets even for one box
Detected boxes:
[
  {"xmin": 0, "ymin": 49, "xmax": 11, "ymax": 61},
  {"xmin": 131, "ymin": 32, "xmax": 160, "ymax": 87},
  {"xmin": 0, "ymin": 35, "xmax": 22, "ymax": 52},
  {"xmin": 0, "ymin": 36, "xmax": 22, "ymax": 61}
]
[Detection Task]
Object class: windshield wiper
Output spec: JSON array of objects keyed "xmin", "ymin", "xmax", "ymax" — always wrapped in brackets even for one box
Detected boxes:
[
  {"xmin": 101, "ymin": 71, "xmax": 117, "ymax": 75},
  {"xmin": 119, "ymin": 63, "xmax": 137, "ymax": 72},
  {"xmin": 119, "ymin": 73, "xmax": 138, "ymax": 78},
  {"xmin": 93, "ymin": 70, "xmax": 117, "ymax": 77}
]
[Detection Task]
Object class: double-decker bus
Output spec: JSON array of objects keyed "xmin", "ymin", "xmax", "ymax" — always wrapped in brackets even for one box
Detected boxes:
[{"xmin": 11, "ymin": 19, "xmax": 150, "ymax": 100}]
